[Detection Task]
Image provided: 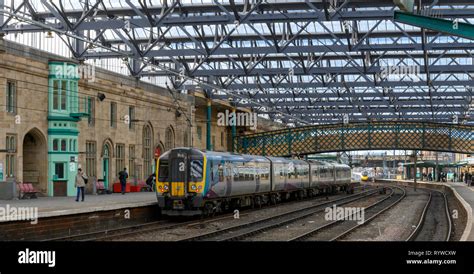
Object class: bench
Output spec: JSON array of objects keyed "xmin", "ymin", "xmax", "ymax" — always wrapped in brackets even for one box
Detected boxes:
[
  {"xmin": 96, "ymin": 181, "xmax": 106, "ymax": 194},
  {"xmin": 18, "ymin": 183, "xmax": 39, "ymax": 199}
]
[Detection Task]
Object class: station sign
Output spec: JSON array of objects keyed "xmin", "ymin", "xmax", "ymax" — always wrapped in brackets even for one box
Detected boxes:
[{"xmin": 154, "ymin": 147, "xmax": 161, "ymax": 158}]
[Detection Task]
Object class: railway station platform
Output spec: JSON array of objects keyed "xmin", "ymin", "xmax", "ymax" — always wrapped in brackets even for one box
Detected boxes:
[
  {"xmin": 379, "ymin": 179, "xmax": 474, "ymax": 241},
  {"xmin": 0, "ymin": 193, "xmax": 159, "ymax": 240},
  {"xmin": 448, "ymin": 182, "xmax": 474, "ymax": 241},
  {"xmin": 0, "ymin": 192, "xmax": 157, "ymax": 219}
]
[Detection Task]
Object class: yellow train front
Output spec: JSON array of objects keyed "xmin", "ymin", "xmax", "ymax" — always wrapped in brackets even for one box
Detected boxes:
[
  {"xmin": 361, "ymin": 170, "xmax": 370, "ymax": 181},
  {"xmin": 155, "ymin": 148, "xmax": 207, "ymax": 216}
]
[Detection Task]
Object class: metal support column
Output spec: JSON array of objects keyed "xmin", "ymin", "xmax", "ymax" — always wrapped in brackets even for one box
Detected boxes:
[
  {"xmin": 73, "ymin": 30, "xmax": 85, "ymax": 61},
  {"xmin": 0, "ymin": 0, "xmax": 4, "ymax": 37},
  {"xmin": 206, "ymin": 99, "xmax": 212, "ymax": 151},
  {"xmin": 231, "ymin": 108, "xmax": 236, "ymax": 152},
  {"xmin": 413, "ymin": 150, "xmax": 417, "ymax": 192}
]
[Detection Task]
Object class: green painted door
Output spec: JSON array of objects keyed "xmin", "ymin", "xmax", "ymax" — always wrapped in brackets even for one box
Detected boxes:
[
  {"xmin": 103, "ymin": 158, "xmax": 109, "ymax": 189},
  {"xmin": 103, "ymin": 144, "xmax": 110, "ymax": 189}
]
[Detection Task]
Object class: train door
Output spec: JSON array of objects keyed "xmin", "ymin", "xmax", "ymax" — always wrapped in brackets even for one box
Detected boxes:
[
  {"xmin": 225, "ymin": 162, "xmax": 232, "ymax": 196},
  {"xmin": 169, "ymin": 150, "xmax": 188, "ymax": 197}
]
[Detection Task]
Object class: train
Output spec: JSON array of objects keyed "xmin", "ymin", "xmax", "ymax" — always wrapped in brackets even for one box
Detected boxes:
[
  {"xmin": 361, "ymin": 170, "xmax": 370, "ymax": 181},
  {"xmin": 155, "ymin": 147, "xmax": 352, "ymax": 216},
  {"xmin": 352, "ymin": 168, "xmax": 374, "ymax": 182}
]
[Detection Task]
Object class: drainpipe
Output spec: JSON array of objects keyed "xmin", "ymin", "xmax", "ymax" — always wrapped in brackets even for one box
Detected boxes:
[{"xmin": 206, "ymin": 99, "xmax": 212, "ymax": 150}]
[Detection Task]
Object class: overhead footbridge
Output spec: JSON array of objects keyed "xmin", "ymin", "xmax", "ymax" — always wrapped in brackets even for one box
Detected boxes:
[{"xmin": 234, "ymin": 121, "xmax": 473, "ymax": 157}]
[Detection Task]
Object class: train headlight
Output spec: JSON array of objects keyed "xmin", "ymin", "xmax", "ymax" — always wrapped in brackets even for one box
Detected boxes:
[
  {"xmin": 191, "ymin": 184, "xmax": 197, "ymax": 190},
  {"xmin": 163, "ymin": 185, "xmax": 169, "ymax": 191}
]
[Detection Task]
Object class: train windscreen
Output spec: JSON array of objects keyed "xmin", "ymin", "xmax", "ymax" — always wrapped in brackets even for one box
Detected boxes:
[
  {"xmin": 158, "ymin": 160, "xmax": 169, "ymax": 182},
  {"xmin": 190, "ymin": 159, "xmax": 204, "ymax": 182}
]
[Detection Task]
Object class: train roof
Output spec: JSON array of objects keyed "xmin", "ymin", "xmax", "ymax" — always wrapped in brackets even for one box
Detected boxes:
[
  {"xmin": 264, "ymin": 156, "xmax": 309, "ymax": 165},
  {"xmin": 203, "ymin": 150, "xmax": 270, "ymax": 162},
  {"xmin": 160, "ymin": 148, "xmax": 350, "ymax": 169}
]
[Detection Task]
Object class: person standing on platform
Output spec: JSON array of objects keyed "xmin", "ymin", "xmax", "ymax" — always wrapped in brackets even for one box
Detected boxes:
[
  {"xmin": 119, "ymin": 167, "xmax": 129, "ymax": 195},
  {"xmin": 75, "ymin": 168, "xmax": 87, "ymax": 202}
]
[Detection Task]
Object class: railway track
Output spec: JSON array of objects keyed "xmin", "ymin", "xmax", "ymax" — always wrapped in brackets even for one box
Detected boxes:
[
  {"xmin": 45, "ymin": 213, "xmax": 249, "ymax": 242},
  {"xmin": 407, "ymin": 190, "xmax": 452, "ymax": 241},
  {"xmin": 178, "ymin": 186, "xmax": 383, "ymax": 241},
  {"xmin": 288, "ymin": 186, "xmax": 406, "ymax": 241},
  {"xmin": 46, "ymin": 184, "xmax": 366, "ymax": 241}
]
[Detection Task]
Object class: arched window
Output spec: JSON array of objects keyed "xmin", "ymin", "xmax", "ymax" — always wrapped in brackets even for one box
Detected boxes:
[
  {"xmin": 165, "ymin": 126, "xmax": 175, "ymax": 150},
  {"xmin": 103, "ymin": 144, "xmax": 110, "ymax": 158},
  {"xmin": 53, "ymin": 139, "xmax": 58, "ymax": 151},
  {"xmin": 143, "ymin": 125, "xmax": 153, "ymax": 176},
  {"xmin": 60, "ymin": 139, "xmax": 67, "ymax": 151}
]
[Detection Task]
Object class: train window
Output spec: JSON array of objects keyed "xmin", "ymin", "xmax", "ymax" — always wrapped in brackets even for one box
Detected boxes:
[
  {"xmin": 190, "ymin": 160, "xmax": 203, "ymax": 182},
  {"xmin": 260, "ymin": 166, "xmax": 270, "ymax": 180},
  {"xmin": 218, "ymin": 164, "xmax": 224, "ymax": 181},
  {"xmin": 233, "ymin": 168, "xmax": 239, "ymax": 181},
  {"xmin": 158, "ymin": 160, "xmax": 169, "ymax": 181},
  {"xmin": 321, "ymin": 168, "xmax": 326, "ymax": 178}
]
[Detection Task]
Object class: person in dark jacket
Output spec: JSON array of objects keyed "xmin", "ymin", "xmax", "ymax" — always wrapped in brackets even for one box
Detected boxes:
[
  {"xmin": 146, "ymin": 173, "xmax": 156, "ymax": 191},
  {"xmin": 75, "ymin": 168, "xmax": 88, "ymax": 202},
  {"xmin": 118, "ymin": 168, "xmax": 128, "ymax": 195}
]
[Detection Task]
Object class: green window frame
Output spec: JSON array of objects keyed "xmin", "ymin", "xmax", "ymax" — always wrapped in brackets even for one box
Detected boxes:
[
  {"xmin": 54, "ymin": 162, "xmax": 66, "ymax": 179},
  {"xmin": 53, "ymin": 139, "xmax": 59, "ymax": 151},
  {"xmin": 60, "ymin": 139, "xmax": 67, "ymax": 151},
  {"xmin": 52, "ymin": 80, "xmax": 69, "ymax": 111},
  {"xmin": 88, "ymin": 97, "xmax": 95, "ymax": 126}
]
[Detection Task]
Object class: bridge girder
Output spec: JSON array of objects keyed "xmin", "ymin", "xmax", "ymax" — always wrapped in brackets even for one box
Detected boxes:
[{"xmin": 0, "ymin": 0, "xmax": 473, "ymax": 125}]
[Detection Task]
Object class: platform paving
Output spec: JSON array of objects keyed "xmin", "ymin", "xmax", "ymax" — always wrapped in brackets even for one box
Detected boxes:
[{"xmin": 0, "ymin": 192, "xmax": 157, "ymax": 220}]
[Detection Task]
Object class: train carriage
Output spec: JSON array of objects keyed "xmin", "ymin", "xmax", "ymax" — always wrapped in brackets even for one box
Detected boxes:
[{"xmin": 156, "ymin": 147, "xmax": 352, "ymax": 216}]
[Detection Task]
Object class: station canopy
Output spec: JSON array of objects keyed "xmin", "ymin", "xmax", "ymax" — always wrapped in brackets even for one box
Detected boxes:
[{"xmin": 0, "ymin": 0, "xmax": 473, "ymax": 126}]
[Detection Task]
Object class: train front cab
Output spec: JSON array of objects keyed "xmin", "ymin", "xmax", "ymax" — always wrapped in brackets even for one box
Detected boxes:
[
  {"xmin": 156, "ymin": 148, "xmax": 206, "ymax": 216},
  {"xmin": 361, "ymin": 170, "xmax": 369, "ymax": 181}
]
